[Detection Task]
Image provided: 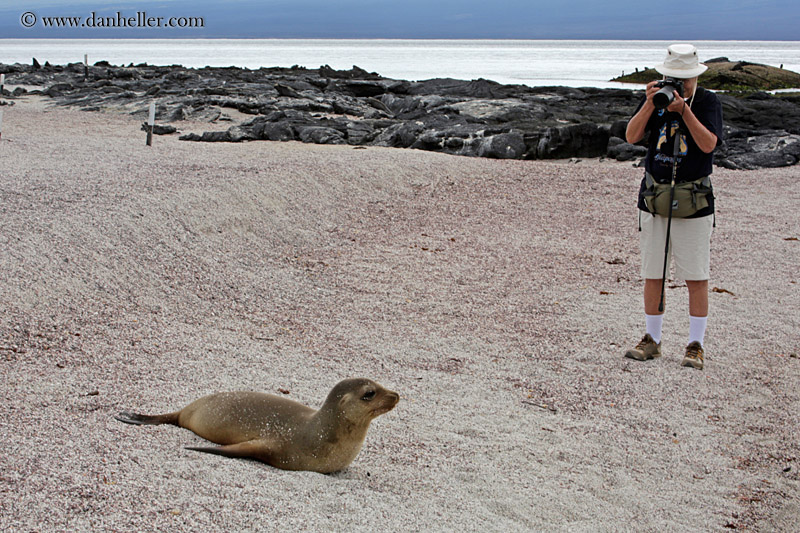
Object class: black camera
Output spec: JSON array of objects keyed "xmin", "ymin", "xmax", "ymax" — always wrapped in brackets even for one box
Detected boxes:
[{"xmin": 653, "ymin": 77, "xmax": 685, "ymax": 110}]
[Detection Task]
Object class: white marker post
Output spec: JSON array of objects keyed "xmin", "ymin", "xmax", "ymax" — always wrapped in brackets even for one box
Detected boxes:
[
  {"xmin": 146, "ymin": 102, "xmax": 155, "ymax": 146},
  {"xmin": 0, "ymin": 74, "xmax": 5, "ymax": 96},
  {"xmin": 84, "ymin": 54, "xmax": 88, "ymax": 80}
]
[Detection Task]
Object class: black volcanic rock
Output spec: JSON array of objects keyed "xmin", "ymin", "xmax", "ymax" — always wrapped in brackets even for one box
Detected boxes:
[
  {"xmin": 408, "ymin": 78, "xmax": 522, "ymax": 99},
  {"xmin": 275, "ymin": 83, "xmax": 302, "ymax": 98},
  {"xmin": 533, "ymin": 123, "xmax": 610, "ymax": 159},
  {"xmin": 716, "ymin": 128, "xmax": 800, "ymax": 169},
  {"xmin": 477, "ymin": 132, "xmax": 527, "ymax": 159},
  {"xmin": 140, "ymin": 123, "xmax": 177, "ymax": 135},
  {"xmin": 340, "ymin": 81, "xmax": 388, "ymax": 97},
  {"xmin": 319, "ymin": 64, "xmax": 381, "ymax": 80},
  {"xmin": 298, "ymin": 126, "xmax": 346, "ymax": 144},
  {"xmin": 1, "ymin": 60, "xmax": 798, "ymax": 168},
  {"xmin": 374, "ymin": 121, "xmax": 426, "ymax": 148},
  {"xmin": 718, "ymin": 92, "xmax": 800, "ymax": 132},
  {"xmin": 607, "ymin": 136, "xmax": 647, "ymax": 161}
]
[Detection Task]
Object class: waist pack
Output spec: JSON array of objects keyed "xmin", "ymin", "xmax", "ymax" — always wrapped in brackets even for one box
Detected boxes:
[{"xmin": 642, "ymin": 172, "xmax": 713, "ymax": 218}]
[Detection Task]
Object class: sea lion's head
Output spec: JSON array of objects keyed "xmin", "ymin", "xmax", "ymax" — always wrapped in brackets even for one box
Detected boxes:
[{"xmin": 325, "ymin": 378, "xmax": 399, "ymax": 425}]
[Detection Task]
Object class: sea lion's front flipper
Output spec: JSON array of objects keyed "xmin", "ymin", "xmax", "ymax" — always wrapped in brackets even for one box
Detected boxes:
[{"xmin": 186, "ymin": 439, "xmax": 274, "ymax": 462}]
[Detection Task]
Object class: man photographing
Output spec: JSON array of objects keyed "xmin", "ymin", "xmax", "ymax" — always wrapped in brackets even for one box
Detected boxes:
[{"xmin": 624, "ymin": 44, "xmax": 723, "ymax": 370}]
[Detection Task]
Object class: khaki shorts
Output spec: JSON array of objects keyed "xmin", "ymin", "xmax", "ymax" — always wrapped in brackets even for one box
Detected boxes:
[{"xmin": 639, "ymin": 211, "xmax": 713, "ymax": 281}]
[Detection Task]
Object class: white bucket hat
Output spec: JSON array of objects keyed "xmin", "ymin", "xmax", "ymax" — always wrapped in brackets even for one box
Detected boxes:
[{"xmin": 655, "ymin": 44, "xmax": 708, "ymax": 78}]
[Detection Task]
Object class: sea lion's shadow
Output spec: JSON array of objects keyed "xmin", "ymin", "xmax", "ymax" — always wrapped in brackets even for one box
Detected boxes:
[{"xmin": 185, "ymin": 445, "xmax": 364, "ymax": 479}]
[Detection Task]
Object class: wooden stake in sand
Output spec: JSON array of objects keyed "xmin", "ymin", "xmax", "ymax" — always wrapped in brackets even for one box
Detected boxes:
[{"xmin": 145, "ymin": 103, "xmax": 155, "ymax": 146}]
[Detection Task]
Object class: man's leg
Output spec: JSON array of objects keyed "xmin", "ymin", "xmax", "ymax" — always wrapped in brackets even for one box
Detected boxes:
[
  {"xmin": 686, "ymin": 279, "xmax": 709, "ymax": 346},
  {"xmin": 625, "ymin": 279, "xmax": 665, "ymax": 360},
  {"xmin": 686, "ymin": 279, "xmax": 709, "ymax": 317},
  {"xmin": 672, "ymin": 214, "xmax": 713, "ymax": 369},
  {"xmin": 641, "ymin": 212, "xmax": 669, "ymax": 341},
  {"xmin": 682, "ymin": 279, "xmax": 708, "ymax": 369},
  {"xmin": 644, "ymin": 278, "xmax": 665, "ymax": 315},
  {"xmin": 644, "ymin": 279, "xmax": 708, "ymax": 344},
  {"xmin": 644, "ymin": 278, "xmax": 664, "ymax": 343},
  {"xmin": 626, "ymin": 212, "xmax": 667, "ymax": 360}
]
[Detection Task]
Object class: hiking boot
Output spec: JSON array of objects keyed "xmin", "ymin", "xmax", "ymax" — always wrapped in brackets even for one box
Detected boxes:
[
  {"xmin": 624, "ymin": 334, "xmax": 662, "ymax": 361},
  {"xmin": 681, "ymin": 341, "xmax": 705, "ymax": 370}
]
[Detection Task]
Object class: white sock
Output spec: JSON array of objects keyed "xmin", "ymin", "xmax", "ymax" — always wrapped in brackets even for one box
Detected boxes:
[
  {"xmin": 688, "ymin": 315, "xmax": 708, "ymax": 346},
  {"xmin": 645, "ymin": 314, "xmax": 663, "ymax": 344}
]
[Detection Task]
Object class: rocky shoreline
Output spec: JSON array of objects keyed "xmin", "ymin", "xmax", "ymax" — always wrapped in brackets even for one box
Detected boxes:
[
  {"xmin": 614, "ymin": 57, "xmax": 800, "ymax": 92},
  {"xmin": 2, "ymin": 60, "xmax": 799, "ymax": 169}
]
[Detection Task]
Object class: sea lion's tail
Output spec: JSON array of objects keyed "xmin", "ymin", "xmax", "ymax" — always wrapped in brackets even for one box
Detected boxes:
[{"xmin": 114, "ymin": 411, "xmax": 179, "ymax": 426}]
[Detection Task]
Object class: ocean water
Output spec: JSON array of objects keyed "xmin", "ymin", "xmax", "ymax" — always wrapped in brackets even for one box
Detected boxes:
[{"xmin": 2, "ymin": 39, "xmax": 799, "ymax": 88}]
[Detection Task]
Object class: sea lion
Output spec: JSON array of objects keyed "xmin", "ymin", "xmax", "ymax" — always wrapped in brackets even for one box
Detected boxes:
[{"xmin": 115, "ymin": 378, "xmax": 399, "ymax": 474}]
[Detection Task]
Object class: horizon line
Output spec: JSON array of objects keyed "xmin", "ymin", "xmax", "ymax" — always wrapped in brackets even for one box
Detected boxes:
[{"xmin": 2, "ymin": 37, "xmax": 799, "ymax": 42}]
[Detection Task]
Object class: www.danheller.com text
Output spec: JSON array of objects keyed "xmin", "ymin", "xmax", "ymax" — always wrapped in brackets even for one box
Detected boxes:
[{"xmin": 21, "ymin": 11, "xmax": 205, "ymax": 29}]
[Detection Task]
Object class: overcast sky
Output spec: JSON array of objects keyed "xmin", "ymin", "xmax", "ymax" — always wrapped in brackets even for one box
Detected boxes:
[{"xmin": 2, "ymin": 0, "xmax": 798, "ymax": 40}]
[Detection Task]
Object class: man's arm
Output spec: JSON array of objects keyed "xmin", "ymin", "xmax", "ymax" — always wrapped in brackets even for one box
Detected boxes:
[
  {"xmin": 672, "ymin": 96, "xmax": 718, "ymax": 154},
  {"xmin": 626, "ymin": 81, "xmax": 659, "ymax": 144}
]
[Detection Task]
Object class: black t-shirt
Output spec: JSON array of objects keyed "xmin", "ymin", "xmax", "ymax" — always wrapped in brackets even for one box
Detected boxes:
[{"xmin": 635, "ymin": 87, "xmax": 724, "ymax": 217}]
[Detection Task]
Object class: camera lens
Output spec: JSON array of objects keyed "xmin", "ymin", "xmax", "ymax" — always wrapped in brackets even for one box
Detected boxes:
[{"xmin": 653, "ymin": 85, "xmax": 675, "ymax": 110}]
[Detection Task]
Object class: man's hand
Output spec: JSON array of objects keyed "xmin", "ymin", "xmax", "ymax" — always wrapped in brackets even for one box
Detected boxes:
[
  {"xmin": 644, "ymin": 80, "xmax": 661, "ymax": 105},
  {"xmin": 666, "ymin": 90, "xmax": 686, "ymax": 114}
]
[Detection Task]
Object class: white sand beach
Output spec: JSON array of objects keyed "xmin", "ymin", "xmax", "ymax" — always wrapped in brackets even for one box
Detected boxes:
[{"xmin": 1, "ymin": 95, "xmax": 798, "ymax": 531}]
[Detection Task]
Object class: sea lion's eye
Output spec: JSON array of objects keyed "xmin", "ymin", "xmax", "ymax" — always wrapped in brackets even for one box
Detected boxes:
[{"xmin": 362, "ymin": 390, "xmax": 376, "ymax": 401}]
